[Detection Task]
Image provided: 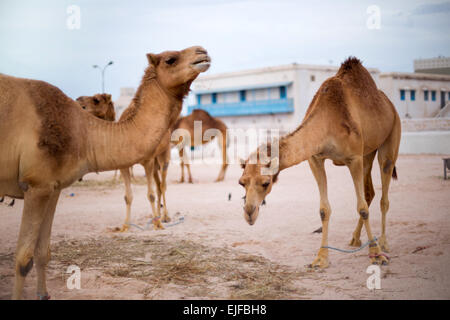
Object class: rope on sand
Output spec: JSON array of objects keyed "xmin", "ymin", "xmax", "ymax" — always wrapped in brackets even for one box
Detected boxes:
[
  {"xmin": 127, "ymin": 216, "xmax": 185, "ymax": 231},
  {"xmin": 321, "ymin": 237, "xmax": 378, "ymax": 253}
]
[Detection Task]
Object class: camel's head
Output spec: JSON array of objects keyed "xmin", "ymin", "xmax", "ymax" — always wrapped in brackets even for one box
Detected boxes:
[
  {"xmin": 238, "ymin": 149, "xmax": 280, "ymax": 226},
  {"xmin": 76, "ymin": 94, "xmax": 116, "ymax": 121},
  {"xmin": 146, "ymin": 46, "xmax": 211, "ymax": 98}
]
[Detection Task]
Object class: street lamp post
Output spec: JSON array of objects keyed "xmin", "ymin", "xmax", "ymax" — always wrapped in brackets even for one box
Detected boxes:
[{"xmin": 93, "ymin": 61, "xmax": 113, "ymax": 93}]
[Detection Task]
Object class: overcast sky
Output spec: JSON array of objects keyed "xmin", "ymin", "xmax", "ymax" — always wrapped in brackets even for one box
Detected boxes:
[{"xmin": 0, "ymin": 0, "xmax": 449, "ymax": 101}]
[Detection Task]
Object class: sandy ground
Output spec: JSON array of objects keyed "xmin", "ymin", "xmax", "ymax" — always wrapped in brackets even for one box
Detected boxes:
[{"xmin": 1, "ymin": 154, "xmax": 449, "ymax": 300}]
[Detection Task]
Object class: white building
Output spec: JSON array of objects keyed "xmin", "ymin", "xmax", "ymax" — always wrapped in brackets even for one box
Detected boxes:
[
  {"xmin": 379, "ymin": 72, "xmax": 450, "ymax": 118},
  {"xmin": 187, "ymin": 63, "xmax": 380, "ymax": 133}
]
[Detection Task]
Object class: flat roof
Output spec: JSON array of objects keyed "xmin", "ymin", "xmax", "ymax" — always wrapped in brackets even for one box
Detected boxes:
[{"xmin": 380, "ymin": 72, "xmax": 450, "ymax": 81}]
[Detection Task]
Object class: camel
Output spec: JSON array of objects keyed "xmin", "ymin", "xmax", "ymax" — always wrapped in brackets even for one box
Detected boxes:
[
  {"xmin": 76, "ymin": 93, "xmax": 170, "ymax": 230},
  {"xmin": 76, "ymin": 93, "xmax": 116, "ymax": 121},
  {"xmin": 0, "ymin": 45, "xmax": 211, "ymax": 299},
  {"xmin": 117, "ymin": 112, "xmax": 172, "ymax": 232},
  {"xmin": 239, "ymin": 57, "xmax": 401, "ymax": 268},
  {"xmin": 173, "ymin": 109, "xmax": 228, "ymax": 183}
]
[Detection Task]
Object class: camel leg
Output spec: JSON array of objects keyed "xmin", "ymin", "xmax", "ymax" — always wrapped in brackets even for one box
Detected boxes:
[
  {"xmin": 215, "ymin": 133, "xmax": 228, "ymax": 182},
  {"xmin": 130, "ymin": 166, "xmax": 136, "ymax": 182},
  {"xmin": 178, "ymin": 148, "xmax": 185, "ymax": 183},
  {"xmin": 347, "ymin": 156, "xmax": 388, "ymax": 265},
  {"xmin": 349, "ymin": 150, "xmax": 376, "ymax": 247},
  {"xmin": 119, "ymin": 168, "xmax": 133, "ymax": 232},
  {"xmin": 159, "ymin": 160, "xmax": 171, "ymax": 223},
  {"xmin": 143, "ymin": 161, "xmax": 163, "ymax": 230},
  {"xmin": 186, "ymin": 162, "xmax": 193, "ymax": 183},
  {"xmin": 308, "ymin": 156, "xmax": 331, "ymax": 269},
  {"xmin": 377, "ymin": 124, "xmax": 400, "ymax": 253},
  {"xmin": 12, "ymin": 187, "xmax": 52, "ymax": 300},
  {"xmin": 34, "ymin": 190, "xmax": 60, "ymax": 299}
]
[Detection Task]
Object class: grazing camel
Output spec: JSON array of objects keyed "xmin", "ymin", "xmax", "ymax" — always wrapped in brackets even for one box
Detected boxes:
[
  {"xmin": 0, "ymin": 45, "xmax": 211, "ymax": 299},
  {"xmin": 239, "ymin": 57, "xmax": 401, "ymax": 268},
  {"xmin": 76, "ymin": 93, "xmax": 116, "ymax": 121},
  {"xmin": 173, "ymin": 109, "xmax": 228, "ymax": 183}
]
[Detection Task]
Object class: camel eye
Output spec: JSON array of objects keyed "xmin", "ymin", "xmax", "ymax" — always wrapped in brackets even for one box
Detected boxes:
[
  {"xmin": 165, "ymin": 57, "xmax": 177, "ymax": 65},
  {"xmin": 262, "ymin": 181, "xmax": 270, "ymax": 188},
  {"xmin": 82, "ymin": 106, "xmax": 86, "ymax": 110}
]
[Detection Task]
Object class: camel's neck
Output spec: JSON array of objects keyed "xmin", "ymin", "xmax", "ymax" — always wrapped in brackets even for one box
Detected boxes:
[
  {"xmin": 83, "ymin": 79, "xmax": 181, "ymax": 172},
  {"xmin": 277, "ymin": 120, "xmax": 325, "ymax": 171}
]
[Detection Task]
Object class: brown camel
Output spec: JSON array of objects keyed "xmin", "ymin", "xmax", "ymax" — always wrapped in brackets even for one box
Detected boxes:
[
  {"xmin": 173, "ymin": 109, "xmax": 228, "ymax": 183},
  {"xmin": 76, "ymin": 93, "xmax": 116, "ymax": 121},
  {"xmin": 239, "ymin": 57, "xmax": 401, "ymax": 268},
  {"xmin": 76, "ymin": 94, "xmax": 137, "ymax": 180},
  {"xmin": 0, "ymin": 46, "xmax": 211, "ymax": 299}
]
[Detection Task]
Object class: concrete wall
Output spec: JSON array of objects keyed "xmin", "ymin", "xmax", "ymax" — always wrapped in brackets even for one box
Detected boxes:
[
  {"xmin": 400, "ymin": 131, "xmax": 450, "ymax": 154},
  {"xmin": 401, "ymin": 118, "xmax": 450, "ymax": 132}
]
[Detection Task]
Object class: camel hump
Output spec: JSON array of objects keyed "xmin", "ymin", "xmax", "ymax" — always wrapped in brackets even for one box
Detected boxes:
[
  {"xmin": 337, "ymin": 56, "xmax": 377, "ymax": 88},
  {"xmin": 192, "ymin": 108, "xmax": 214, "ymax": 120},
  {"xmin": 338, "ymin": 56, "xmax": 362, "ymax": 72}
]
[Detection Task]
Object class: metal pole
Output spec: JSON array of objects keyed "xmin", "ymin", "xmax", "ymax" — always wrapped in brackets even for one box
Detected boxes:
[{"xmin": 93, "ymin": 61, "xmax": 113, "ymax": 93}]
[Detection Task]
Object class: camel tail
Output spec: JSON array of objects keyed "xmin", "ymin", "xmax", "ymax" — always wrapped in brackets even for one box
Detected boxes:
[{"xmin": 392, "ymin": 166, "xmax": 398, "ymax": 180}]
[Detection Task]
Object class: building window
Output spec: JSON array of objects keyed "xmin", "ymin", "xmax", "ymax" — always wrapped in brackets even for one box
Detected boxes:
[
  {"xmin": 197, "ymin": 94, "xmax": 201, "ymax": 105},
  {"xmin": 431, "ymin": 90, "xmax": 436, "ymax": 101},
  {"xmin": 280, "ymin": 86, "xmax": 286, "ymax": 99},
  {"xmin": 310, "ymin": 75, "xmax": 315, "ymax": 82},
  {"xmin": 212, "ymin": 93, "xmax": 217, "ymax": 104},
  {"xmin": 448, "ymin": 91, "xmax": 450, "ymax": 101},
  {"xmin": 400, "ymin": 89, "xmax": 405, "ymax": 101},
  {"xmin": 239, "ymin": 90, "xmax": 246, "ymax": 102},
  {"xmin": 410, "ymin": 90, "xmax": 415, "ymax": 101},
  {"xmin": 424, "ymin": 90, "xmax": 429, "ymax": 101}
]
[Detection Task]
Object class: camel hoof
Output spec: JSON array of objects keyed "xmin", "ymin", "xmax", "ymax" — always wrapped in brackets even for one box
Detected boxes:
[
  {"xmin": 349, "ymin": 238, "xmax": 362, "ymax": 247},
  {"xmin": 379, "ymin": 238, "xmax": 390, "ymax": 253},
  {"xmin": 153, "ymin": 219, "xmax": 165, "ymax": 230},
  {"xmin": 308, "ymin": 256, "xmax": 329, "ymax": 270},
  {"xmin": 118, "ymin": 224, "xmax": 129, "ymax": 233},
  {"xmin": 370, "ymin": 255, "xmax": 389, "ymax": 266},
  {"xmin": 162, "ymin": 215, "xmax": 171, "ymax": 223}
]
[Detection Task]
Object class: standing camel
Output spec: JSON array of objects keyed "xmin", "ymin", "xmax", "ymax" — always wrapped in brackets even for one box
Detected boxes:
[
  {"xmin": 173, "ymin": 109, "xmax": 228, "ymax": 183},
  {"xmin": 239, "ymin": 57, "xmax": 401, "ymax": 268},
  {"xmin": 0, "ymin": 46, "xmax": 211, "ymax": 299},
  {"xmin": 76, "ymin": 93, "xmax": 171, "ymax": 231}
]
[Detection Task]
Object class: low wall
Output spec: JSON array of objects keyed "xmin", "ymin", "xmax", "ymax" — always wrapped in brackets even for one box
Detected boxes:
[
  {"xmin": 401, "ymin": 118, "xmax": 450, "ymax": 132},
  {"xmin": 400, "ymin": 131, "xmax": 450, "ymax": 154}
]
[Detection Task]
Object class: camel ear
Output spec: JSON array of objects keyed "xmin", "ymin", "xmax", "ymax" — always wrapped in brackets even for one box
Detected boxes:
[
  {"xmin": 105, "ymin": 94, "xmax": 112, "ymax": 102},
  {"xmin": 239, "ymin": 158, "xmax": 246, "ymax": 169},
  {"xmin": 147, "ymin": 53, "xmax": 160, "ymax": 66},
  {"xmin": 93, "ymin": 96, "xmax": 100, "ymax": 105}
]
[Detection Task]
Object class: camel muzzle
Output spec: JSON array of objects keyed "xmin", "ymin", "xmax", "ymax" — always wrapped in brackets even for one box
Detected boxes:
[{"xmin": 191, "ymin": 55, "xmax": 211, "ymax": 72}]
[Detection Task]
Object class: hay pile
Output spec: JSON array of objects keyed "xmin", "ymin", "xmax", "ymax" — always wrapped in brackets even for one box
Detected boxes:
[{"xmin": 51, "ymin": 235, "xmax": 308, "ymax": 299}]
